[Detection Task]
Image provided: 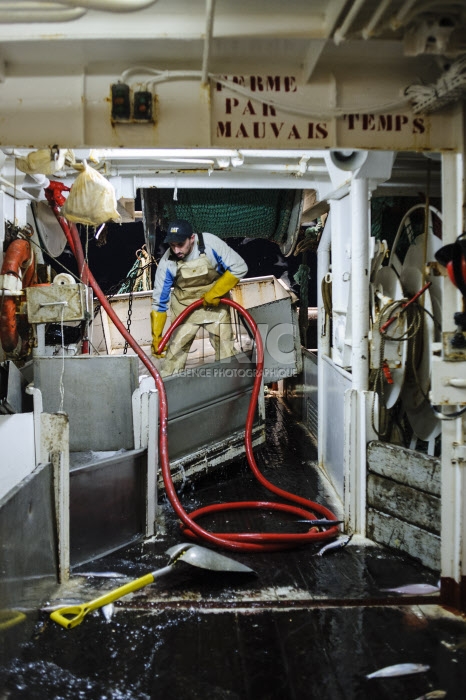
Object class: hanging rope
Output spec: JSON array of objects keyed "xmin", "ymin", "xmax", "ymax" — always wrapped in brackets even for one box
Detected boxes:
[
  {"xmin": 118, "ymin": 245, "xmax": 152, "ymax": 294},
  {"xmin": 370, "ymin": 291, "xmax": 440, "ymax": 438}
]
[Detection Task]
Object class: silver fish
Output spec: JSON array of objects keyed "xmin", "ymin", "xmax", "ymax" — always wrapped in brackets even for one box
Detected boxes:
[
  {"xmin": 366, "ymin": 662, "xmax": 430, "ymax": 679},
  {"xmin": 411, "ymin": 691, "xmax": 446, "ymax": 700},
  {"xmin": 381, "ymin": 583, "xmax": 440, "ymax": 595},
  {"xmin": 316, "ymin": 534, "xmax": 353, "ymax": 556}
]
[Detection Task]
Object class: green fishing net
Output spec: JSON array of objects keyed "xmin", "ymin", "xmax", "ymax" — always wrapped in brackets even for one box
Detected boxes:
[{"xmin": 142, "ymin": 188, "xmax": 302, "ymax": 243}]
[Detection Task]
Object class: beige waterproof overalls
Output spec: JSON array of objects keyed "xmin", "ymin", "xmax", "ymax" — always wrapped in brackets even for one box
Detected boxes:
[{"xmin": 161, "ymin": 252, "xmax": 235, "ymax": 376}]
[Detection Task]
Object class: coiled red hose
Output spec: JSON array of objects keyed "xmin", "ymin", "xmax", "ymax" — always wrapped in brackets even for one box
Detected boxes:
[
  {"xmin": 158, "ymin": 299, "xmax": 340, "ymax": 550},
  {"xmin": 47, "ymin": 190, "xmax": 339, "ymax": 552}
]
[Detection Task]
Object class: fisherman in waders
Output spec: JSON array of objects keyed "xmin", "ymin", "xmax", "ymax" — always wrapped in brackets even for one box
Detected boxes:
[{"xmin": 150, "ymin": 219, "xmax": 248, "ymax": 376}]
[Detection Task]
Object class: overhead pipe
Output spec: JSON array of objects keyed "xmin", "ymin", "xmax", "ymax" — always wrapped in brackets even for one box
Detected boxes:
[
  {"xmin": 0, "ymin": 2, "xmax": 86, "ymax": 22},
  {"xmin": 33, "ymin": 0, "xmax": 160, "ymax": 11},
  {"xmin": 393, "ymin": 0, "xmax": 463, "ymax": 28},
  {"xmin": 390, "ymin": 0, "xmax": 418, "ymax": 29},
  {"xmin": 333, "ymin": 0, "xmax": 368, "ymax": 45},
  {"xmin": 361, "ymin": 0, "xmax": 392, "ymax": 39},
  {"xmin": 201, "ymin": 0, "xmax": 216, "ymax": 86},
  {"xmin": 0, "ymin": 0, "xmax": 160, "ymax": 23}
]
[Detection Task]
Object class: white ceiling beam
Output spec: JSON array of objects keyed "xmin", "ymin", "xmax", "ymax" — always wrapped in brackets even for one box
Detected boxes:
[
  {"xmin": 302, "ymin": 0, "xmax": 348, "ymax": 82},
  {"xmin": 0, "ymin": 4, "xmax": 332, "ymax": 41},
  {"xmin": 301, "ymin": 40, "xmax": 327, "ymax": 84}
]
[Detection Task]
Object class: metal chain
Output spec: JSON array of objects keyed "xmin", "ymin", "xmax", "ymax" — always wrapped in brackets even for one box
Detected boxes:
[
  {"xmin": 121, "ymin": 252, "xmax": 155, "ymax": 353},
  {"xmin": 123, "ymin": 283, "xmax": 134, "ymax": 355}
]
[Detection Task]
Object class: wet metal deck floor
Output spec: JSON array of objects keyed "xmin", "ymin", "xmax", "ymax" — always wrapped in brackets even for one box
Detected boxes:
[{"xmin": 2, "ymin": 396, "xmax": 466, "ymax": 699}]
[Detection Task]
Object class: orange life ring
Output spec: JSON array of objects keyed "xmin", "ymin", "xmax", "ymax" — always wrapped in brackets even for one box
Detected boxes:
[{"xmin": 0, "ymin": 238, "xmax": 37, "ymax": 354}]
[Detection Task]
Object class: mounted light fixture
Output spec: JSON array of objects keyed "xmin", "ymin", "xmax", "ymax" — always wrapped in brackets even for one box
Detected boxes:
[{"xmin": 110, "ymin": 83, "xmax": 155, "ymax": 124}]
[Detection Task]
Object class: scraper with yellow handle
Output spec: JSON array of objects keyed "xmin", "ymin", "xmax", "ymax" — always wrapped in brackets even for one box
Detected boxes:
[{"xmin": 50, "ymin": 543, "xmax": 254, "ymax": 629}]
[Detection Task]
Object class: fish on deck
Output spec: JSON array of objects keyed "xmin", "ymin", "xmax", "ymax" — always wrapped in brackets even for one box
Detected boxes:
[
  {"xmin": 381, "ymin": 583, "xmax": 440, "ymax": 595},
  {"xmin": 366, "ymin": 662, "xmax": 430, "ymax": 679},
  {"xmin": 315, "ymin": 534, "xmax": 353, "ymax": 556}
]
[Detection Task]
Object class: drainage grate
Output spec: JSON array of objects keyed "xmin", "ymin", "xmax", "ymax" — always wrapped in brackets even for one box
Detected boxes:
[{"xmin": 307, "ymin": 397, "xmax": 318, "ymax": 437}]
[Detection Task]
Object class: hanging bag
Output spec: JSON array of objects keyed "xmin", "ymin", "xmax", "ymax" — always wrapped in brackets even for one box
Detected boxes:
[{"xmin": 61, "ymin": 161, "xmax": 121, "ymax": 226}]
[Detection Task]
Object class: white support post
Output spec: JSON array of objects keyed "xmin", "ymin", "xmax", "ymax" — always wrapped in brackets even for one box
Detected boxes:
[
  {"xmin": 350, "ymin": 176, "xmax": 370, "ymax": 392},
  {"xmin": 344, "ymin": 388, "xmax": 358, "ymax": 531},
  {"xmin": 146, "ymin": 390, "xmax": 158, "ymax": 537},
  {"xmin": 134, "ymin": 379, "xmax": 158, "ymax": 537},
  {"xmin": 26, "ymin": 384, "xmax": 43, "ymax": 466},
  {"xmin": 344, "ymin": 388, "xmax": 378, "ymax": 535},
  {"xmin": 40, "ymin": 412, "xmax": 70, "ymax": 583},
  {"xmin": 317, "ymin": 212, "xmax": 332, "ymax": 469},
  {"xmin": 343, "ymin": 176, "xmax": 370, "ymax": 533},
  {"xmin": 440, "ymin": 152, "xmax": 466, "ymax": 607}
]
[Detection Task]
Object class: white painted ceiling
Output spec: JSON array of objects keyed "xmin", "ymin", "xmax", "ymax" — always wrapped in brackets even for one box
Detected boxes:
[
  {"xmin": 0, "ymin": 1, "xmax": 460, "ymax": 195},
  {"xmin": 0, "ymin": 1, "xmax": 464, "ymax": 75}
]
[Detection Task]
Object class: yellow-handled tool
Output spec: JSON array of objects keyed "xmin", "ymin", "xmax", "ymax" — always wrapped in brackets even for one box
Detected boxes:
[{"xmin": 50, "ymin": 542, "xmax": 254, "ymax": 629}]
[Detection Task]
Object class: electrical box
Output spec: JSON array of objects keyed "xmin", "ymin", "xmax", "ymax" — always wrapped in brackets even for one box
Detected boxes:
[
  {"xmin": 26, "ymin": 284, "xmax": 90, "ymax": 324},
  {"xmin": 133, "ymin": 91, "xmax": 153, "ymax": 121},
  {"xmin": 111, "ymin": 83, "xmax": 131, "ymax": 122},
  {"xmin": 110, "ymin": 83, "xmax": 155, "ymax": 123}
]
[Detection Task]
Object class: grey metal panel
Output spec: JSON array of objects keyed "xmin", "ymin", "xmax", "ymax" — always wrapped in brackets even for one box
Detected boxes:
[
  {"xmin": 164, "ymin": 355, "xmax": 263, "ymax": 461},
  {"xmin": 167, "ymin": 390, "xmax": 258, "ymax": 461},
  {"xmin": 26, "ymin": 283, "xmax": 88, "ymax": 324},
  {"xmin": 70, "ymin": 449, "xmax": 146, "ymax": 566},
  {"xmin": 303, "ymin": 350, "xmax": 318, "ymax": 437},
  {"xmin": 167, "ymin": 424, "xmax": 265, "ymax": 485},
  {"xmin": 164, "ymin": 353, "xmax": 257, "ymax": 418},
  {"xmin": 283, "ymin": 350, "xmax": 317, "ymax": 436},
  {"xmin": 321, "ymin": 356, "xmax": 351, "ymax": 500},
  {"xmin": 247, "ymin": 298, "xmax": 302, "ymax": 381},
  {"xmin": 0, "ymin": 464, "xmax": 57, "ymax": 612},
  {"xmin": 33, "ymin": 355, "xmax": 139, "ymax": 451},
  {"xmin": 283, "ymin": 374, "xmax": 304, "ymax": 420},
  {"xmin": 0, "ymin": 360, "xmax": 30, "ymax": 414}
]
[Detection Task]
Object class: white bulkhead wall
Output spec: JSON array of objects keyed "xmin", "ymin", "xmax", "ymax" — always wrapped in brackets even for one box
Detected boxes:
[{"xmin": 0, "ymin": 72, "xmax": 461, "ymax": 151}]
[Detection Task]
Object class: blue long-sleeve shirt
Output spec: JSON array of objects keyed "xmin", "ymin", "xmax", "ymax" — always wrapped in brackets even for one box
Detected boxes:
[{"xmin": 152, "ymin": 232, "xmax": 248, "ymax": 312}]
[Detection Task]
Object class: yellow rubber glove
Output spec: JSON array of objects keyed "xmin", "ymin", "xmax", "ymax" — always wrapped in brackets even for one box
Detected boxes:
[
  {"xmin": 150, "ymin": 310, "xmax": 167, "ymax": 357},
  {"xmin": 203, "ymin": 270, "xmax": 240, "ymax": 307}
]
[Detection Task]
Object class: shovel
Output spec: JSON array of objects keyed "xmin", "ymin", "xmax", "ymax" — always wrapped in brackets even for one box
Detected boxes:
[{"xmin": 50, "ymin": 543, "xmax": 255, "ymax": 629}]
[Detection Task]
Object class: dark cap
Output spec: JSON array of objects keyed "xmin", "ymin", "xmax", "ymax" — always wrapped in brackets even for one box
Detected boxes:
[{"xmin": 164, "ymin": 219, "xmax": 193, "ymax": 244}]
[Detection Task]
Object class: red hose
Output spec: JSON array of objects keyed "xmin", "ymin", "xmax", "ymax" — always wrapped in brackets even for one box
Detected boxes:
[
  {"xmin": 159, "ymin": 299, "xmax": 340, "ymax": 549},
  {"xmin": 47, "ymin": 189, "xmax": 339, "ymax": 552},
  {"xmin": 45, "ymin": 184, "xmax": 89, "ymax": 353}
]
